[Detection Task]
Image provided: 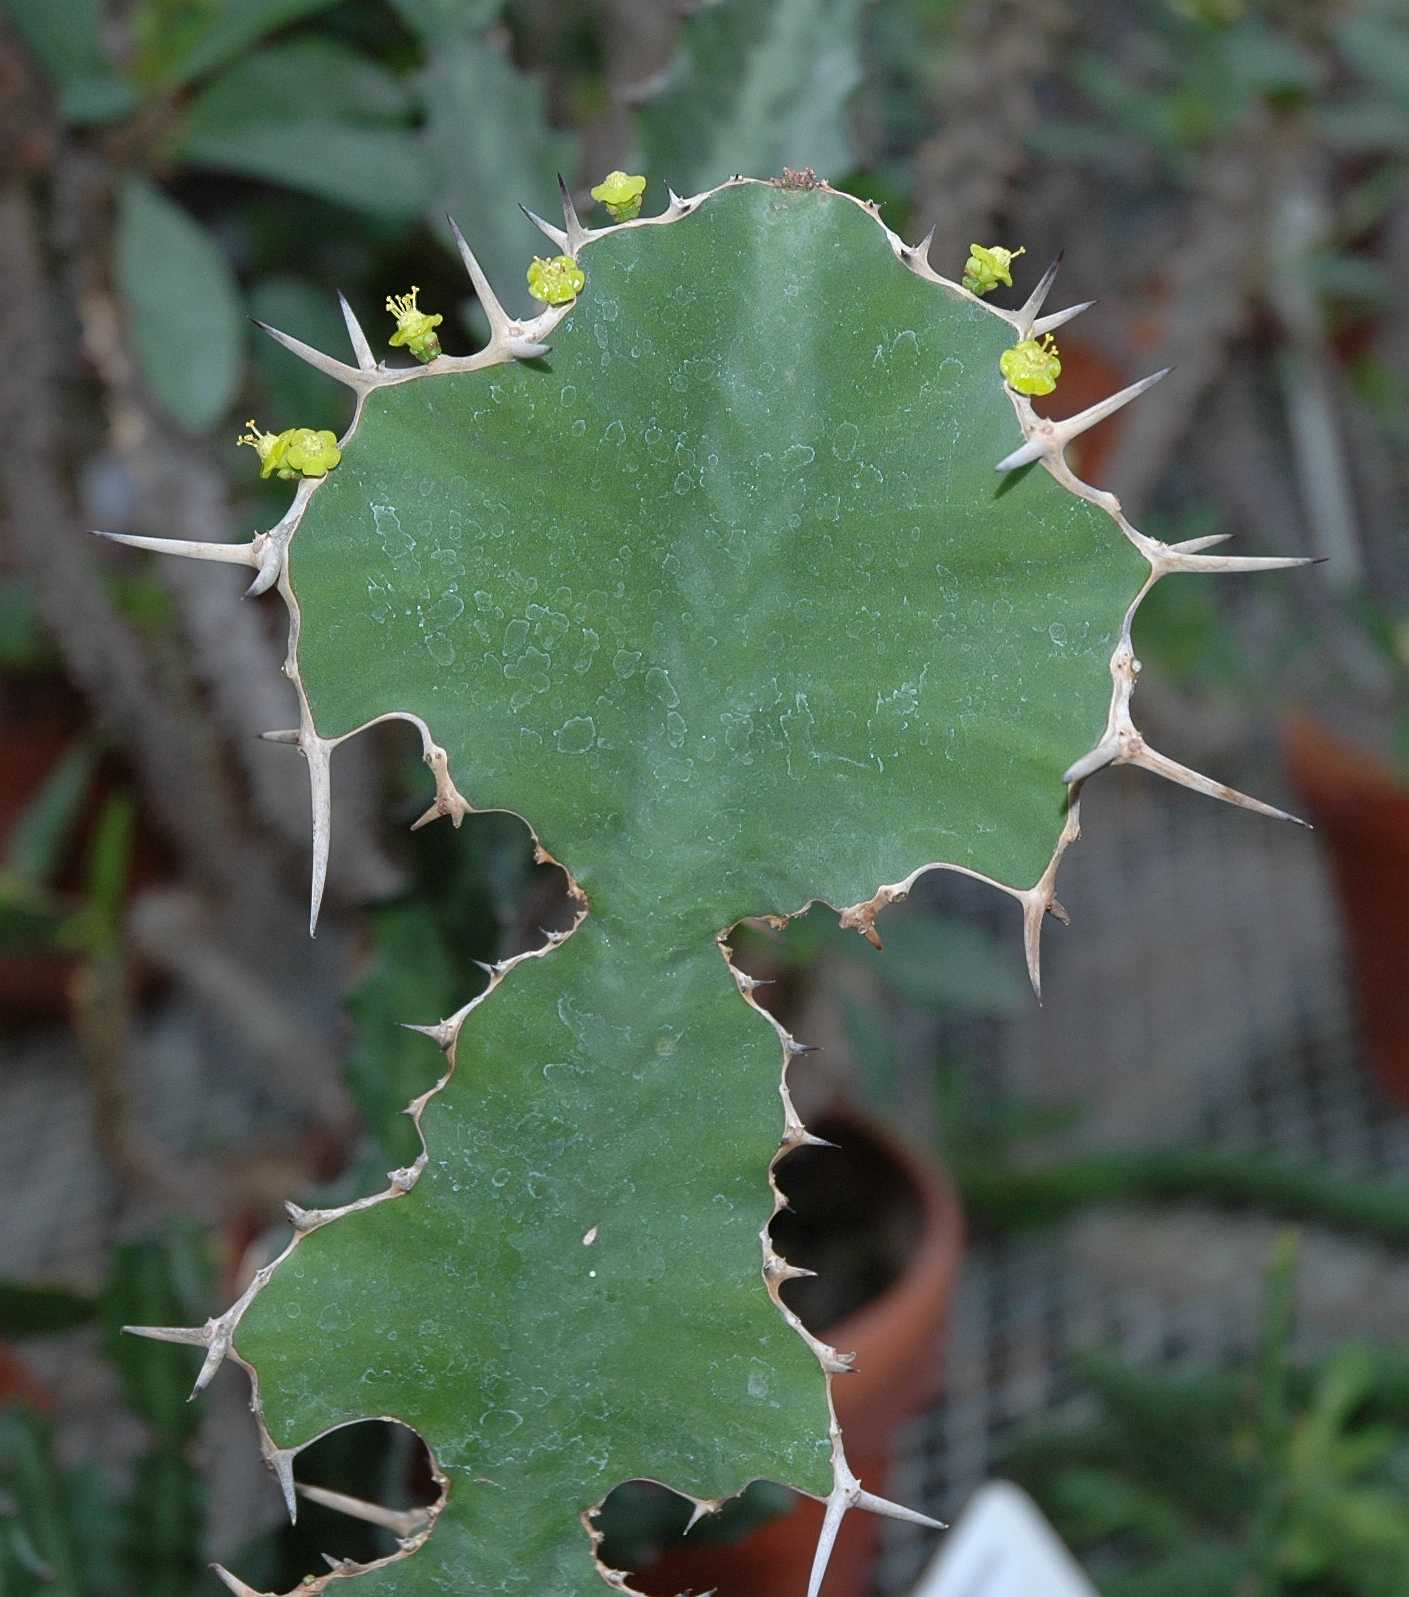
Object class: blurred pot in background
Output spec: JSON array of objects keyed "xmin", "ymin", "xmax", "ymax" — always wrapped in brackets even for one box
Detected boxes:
[{"xmin": 1285, "ymin": 715, "xmax": 1409, "ymax": 1111}]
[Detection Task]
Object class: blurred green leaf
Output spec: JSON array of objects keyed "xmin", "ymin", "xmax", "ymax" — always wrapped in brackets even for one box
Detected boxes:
[
  {"xmin": 0, "ymin": 0, "xmax": 135, "ymax": 122},
  {"xmin": 1223, "ymin": 20, "xmax": 1323, "ymax": 98},
  {"xmin": 122, "ymin": 1451, "xmax": 203, "ymax": 1597},
  {"xmin": 1032, "ymin": 120, "xmax": 1148, "ymax": 172},
  {"xmin": 179, "ymin": 119, "xmax": 429, "ymax": 220},
  {"xmin": 0, "ymin": 581, "xmax": 53, "ymax": 673},
  {"xmin": 249, "ymin": 276, "xmax": 355, "ymax": 430},
  {"xmin": 1337, "ymin": 12, "xmax": 1409, "ymax": 107},
  {"xmin": 1131, "ymin": 568, "xmax": 1241, "ymax": 690},
  {"xmin": 0, "ymin": 1411, "xmax": 85, "ymax": 1597},
  {"xmin": 1071, "ymin": 53, "xmax": 1196, "ymax": 153},
  {"xmin": 134, "ymin": 0, "xmax": 346, "ymax": 90},
  {"xmin": 345, "ymin": 903, "xmax": 461, "ymax": 1164},
  {"xmin": 65, "ymin": 1461, "xmax": 123, "ymax": 1596},
  {"xmin": 116, "ymin": 178, "xmax": 243, "ymax": 435},
  {"xmin": 1044, "ymin": 1465, "xmax": 1189, "ymax": 1549},
  {"xmin": 101, "ymin": 1229, "xmax": 211, "ymax": 1441},
  {"xmin": 420, "ymin": 34, "xmax": 575, "ymax": 320},
  {"xmin": 840, "ymin": 990, "xmax": 899, "ymax": 1085},
  {"xmin": 388, "ymin": 0, "xmax": 501, "ymax": 37},
  {"xmin": 4, "ymin": 743, "xmax": 96, "ymax": 887},
  {"xmin": 1305, "ymin": 251, "xmax": 1390, "ymax": 305},
  {"xmin": 179, "ymin": 37, "xmax": 413, "ymax": 138},
  {"xmin": 81, "ymin": 795, "xmax": 134, "ymax": 947},
  {"xmin": 0, "ymin": 877, "xmax": 68, "ymax": 953},
  {"xmin": 1318, "ymin": 103, "xmax": 1409, "ymax": 155},
  {"xmin": 57, "ymin": 74, "xmax": 138, "ymax": 123},
  {"xmin": 1100, "ymin": 1545, "xmax": 1247, "ymax": 1597},
  {"xmin": 0, "ymin": 1283, "xmax": 96, "ymax": 1339},
  {"xmin": 870, "ymin": 913, "xmax": 1028, "ymax": 1014},
  {"xmin": 638, "ymin": 0, "xmax": 863, "ymax": 194}
]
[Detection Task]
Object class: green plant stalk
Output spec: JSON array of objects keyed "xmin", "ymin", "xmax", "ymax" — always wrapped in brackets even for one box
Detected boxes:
[
  {"xmin": 958, "ymin": 1148, "xmax": 1409, "ymax": 1245},
  {"xmin": 104, "ymin": 176, "xmax": 1309, "ymax": 1596}
]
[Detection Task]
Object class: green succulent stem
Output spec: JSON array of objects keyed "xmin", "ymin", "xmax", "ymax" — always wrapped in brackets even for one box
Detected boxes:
[{"xmin": 105, "ymin": 176, "xmax": 1310, "ymax": 1597}]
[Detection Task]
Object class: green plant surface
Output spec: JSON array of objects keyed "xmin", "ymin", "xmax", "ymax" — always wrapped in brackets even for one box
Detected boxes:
[{"xmin": 108, "ymin": 176, "xmax": 1307, "ymax": 1595}]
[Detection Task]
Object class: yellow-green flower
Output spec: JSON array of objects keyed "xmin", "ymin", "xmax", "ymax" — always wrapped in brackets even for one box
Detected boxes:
[
  {"xmin": 237, "ymin": 419, "xmax": 292, "ymax": 480},
  {"xmin": 590, "ymin": 170, "xmax": 647, "ymax": 223},
  {"xmin": 237, "ymin": 420, "xmax": 340, "ymax": 480},
  {"xmin": 282, "ymin": 428, "xmax": 342, "ymax": 478},
  {"xmin": 385, "ymin": 286, "xmax": 443, "ymax": 363},
  {"xmin": 963, "ymin": 243, "xmax": 1025, "ymax": 296},
  {"xmin": 527, "ymin": 254, "xmax": 586, "ymax": 305},
  {"xmin": 1000, "ymin": 334, "xmax": 1062, "ymax": 397}
]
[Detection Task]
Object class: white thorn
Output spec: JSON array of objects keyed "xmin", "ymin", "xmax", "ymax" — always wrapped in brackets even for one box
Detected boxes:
[
  {"xmin": 304, "ymin": 737, "xmax": 333, "ymax": 936},
  {"xmin": 1061, "ymin": 736, "xmax": 1120, "ymax": 786},
  {"xmin": 782, "ymin": 1128, "xmax": 836, "ymax": 1151},
  {"xmin": 1056, "ymin": 368, "xmax": 1171, "ymax": 445},
  {"xmin": 284, "ymin": 1199, "xmax": 314, "ymax": 1229},
  {"xmin": 244, "ymin": 538, "xmax": 284, "ymax": 598},
  {"xmin": 401, "ymin": 1018, "xmax": 455, "ymax": 1050},
  {"xmin": 809, "ymin": 1452, "xmax": 945, "ymax": 1597},
  {"xmin": 998, "ymin": 370, "xmax": 1173, "ymax": 473},
  {"xmin": 508, "ymin": 337, "xmax": 551, "ymax": 360},
  {"xmin": 906, "ymin": 223, "xmax": 935, "ymax": 263},
  {"xmin": 1032, "ymin": 299, "xmax": 1095, "ymax": 336},
  {"xmin": 1125, "ymin": 744, "xmax": 1310, "ymax": 826},
  {"xmin": 1158, "ymin": 550, "xmax": 1319, "ymax": 574},
  {"xmin": 446, "ymin": 214, "xmax": 513, "ymax": 341},
  {"xmin": 993, "ymin": 436, "xmax": 1046, "ymax": 473},
  {"xmin": 683, "ymin": 1498, "xmax": 720, "ymax": 1534},
  {"xmin": 122, "ymin": 1319, "xmax": 229, "ymax": 1397},
  {"xmin": 189, "ymin": 1335, "xmax": 228, "ymax": 1398},
  {"xmin": 807, "ymin": 1486, "xmax": 851, "ymax": 1597},
  {"xmin": 295, "ymin": 1483, "xmax": 432, "ymax": 1538},
  {"xmin": 123, "ymin": 1322, "xmax": 208, "ymax": 1346},
  {"xmin": 1013, "ymin": 252, "xmax": 1063, "ymax": 336},
  {"xmin": 852, "ymin": 1489, "xmax": 946, "ymax": 1532},
  {"xmin": 258, "ymin": 728, "xmax": 301, "ymax": 745},
  {"xmin": 252, "ymin": 319, "xmax": 366, "ymax": 390},
  {"xmin": 557, "ymin": 173, "xmax": 588, "ymax": 255},
  {"xmin": 269, "ymin": 1448, "xmax": 298, "ymax": 1524},
  {"xmin": 1168, "ymin": 533, "xmax": 1233, "ymax": 554},
  {"xmin": 519, "ymin": 202, "xmax": 568, "ymax": 252},
  {"xmin": 211, "ymin": 1566, "xmax": 264, "ymax": 1597},
  {"xmin": 94, "ymin": 530, "xmax": 261, "ymax": 568},
  {"xmin": 337, "ymin": 291, "xmax": 377, "ymax": 372},
  {"xmin": 1021, "ymin": 894, "xmax": 1045, "ymax": 1003}
]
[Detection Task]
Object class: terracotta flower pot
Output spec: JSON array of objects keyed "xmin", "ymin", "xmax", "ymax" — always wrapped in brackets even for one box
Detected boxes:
[
  {"xmin": 1284, "ymin": 714, "xmax": 1409, "ymax": 1108},
  {"xmin": 636, "ymin": 1106, "xmax": 963, "ymax": 1597}
]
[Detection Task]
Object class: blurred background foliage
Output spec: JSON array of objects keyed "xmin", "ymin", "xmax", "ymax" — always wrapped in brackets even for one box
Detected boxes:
[{"xmin": 2, "ymin": 0, "xmax": 1409, "ymax": 1591}]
